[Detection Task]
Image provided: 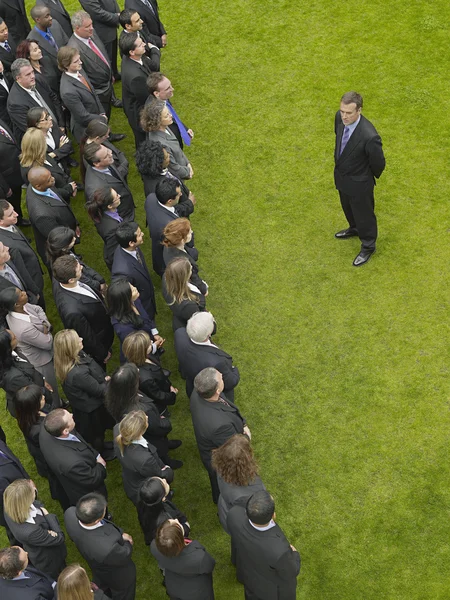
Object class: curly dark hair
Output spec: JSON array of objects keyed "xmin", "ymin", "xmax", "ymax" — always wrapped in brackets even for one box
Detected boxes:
[
  {"xmin": 211, "ymin": 434, "xmax": 259, "ymax": 486},
  {"xmin": 135, "ymin": 140, "xmax": 165, "ymax": 179},
  {"xmin": 140, "ymin": 99, "xmax": 165, "ymax": 132}
]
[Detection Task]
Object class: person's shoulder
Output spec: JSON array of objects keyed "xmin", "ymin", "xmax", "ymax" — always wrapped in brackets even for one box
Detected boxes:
[{"xmin": 359, "ymin": 114, "xmax": 380, "ymax": 136}]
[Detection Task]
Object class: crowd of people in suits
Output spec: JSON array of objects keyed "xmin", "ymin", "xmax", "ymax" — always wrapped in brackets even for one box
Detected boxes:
[{"xmin": 0, "ymin": 0, "xmax": 302, "ymax": 598}]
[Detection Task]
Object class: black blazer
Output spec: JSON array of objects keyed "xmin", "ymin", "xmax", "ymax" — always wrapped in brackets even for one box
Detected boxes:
[
  {"xmin": 21, "ymin": 155, "xmax": 74, "ymax": 202},
  {"xmin": 137, "ymin": 360, "xmax": 176, "ymax": 413},
  {"xmin": 64, "ymin": 507, "xmax": 136, "ymax": 593},
  {"xmin": 4, "ymin": 500, "xmax": 67, "ymax": 580},
  {"xmin": 1, "ymin": 352, "xmax": 44, "ymax": 417},
  {"xmin": 121, "ymin": 55, "xmax": 157, "ymax": 133},
  {"xmin": 111, "ymin": 246, "xmax": 157, "ymax": 320},
  {"xmin": 78, "ymin": 0, "xmax": 120, "ymax": 44},
  {"xmin": 151, "ymin": 539, "xmax": 215, "ymax": 600},
  {"xmin": 334, "ymin": 112, "xmax": 385, "ymax": 196},
  {"xmin": 141, "ymin": 172, "xmax": 193, "ymax": 213},
  {"xmin": 0, "ymin": 226, "xmax": 44, "ymax": 295},
  {"xmin": 138, "ymin": 497, "xmax": 189, "ymax": 546},
  {"xmin": 36, "ymin": 0, "xmax": 73, "ymax": 38},
  {"xmin": 0, "ymin": 249, "xmax": 41, "ymax": 303},
  {"xmin": 62, "ymin": 351, "xmax": 107, "ymax": 413},
  {"xmin": 144, "ymin": 192, "xmax": 179, "ymax": 276},
  {"xmin": 162, "ymin": 274, "xmax": 206, "ymax": 331},
  {"xmin": 84, "ymin": 164, "xmax": 135, "ymax": 221},
  {"xmin": 163, "ymin": 245, "xmax": 206, "ymax": 295},
  {"xmin": 0, "ymin": 118, "xmax": 21, "ymax": 193},
  {"xmin": 92, "ymin": 211, "xmax": 127, "ymax": 271},
  {"xmin": 217, "ymin": 474, "xmax": 266, "ymax": 534},
  {"xmin": 39, "ymin": 427, "xmax": 107, "ymax": 505},
  {"xmin": 174, "ymin": 329, "xmax": 241, "ymax": 400},
  {"xmin": 227, "ymin": 506, "xmax": 301, "ymax": 600},
  {"xmin": 47, "ymin": 127, "xmax": 73, "ymax": 162},
  {"xmin": 0, "ymin": 439, "xmax": 30, "ymax": 529},
  {"xmin": 27, "ymin": 22, "xmax": 68, "ymax": 92},
  {"xmin": 0, "ymin": 0, "xmax": 31, "ymax": 44},
  {"xmin": 0, "ymin": 39, "xmax": 16, "ymax": 71},
  {"xmin": 67, "ymin": 32, "xmax": 112, "ymax": 96},
  {"xmin": 25, "ymin": 185, "xmax": 78, "ymax": 265},
  {"xmin": 52, "ymin": 282, "xmax": 113, "ymax": 365},
  {"xmin": 125, "ymin": 0, "xmax": 165, "ymax": 47},
  {"xmin": 59, "ymin": 70, "xmax": 105, "ymax": 142},
  {"xmin": 0, "ymin": 73, "xmax": 12, "ymax": 127},
  {"xmin": 0, "ymin": 565, "xmax": 55, "ymax": 600}
]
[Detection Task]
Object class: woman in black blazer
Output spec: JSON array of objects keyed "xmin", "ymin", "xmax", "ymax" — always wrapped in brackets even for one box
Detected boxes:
[
  {"xmin": 151, "ymin": 520, "xmax": 215, "ymax": 600},
  {"xmin": 115, "ymin": 410, "xmax": 173, "ymax": 505},
  {"xmin": 26, "ymin": 107, "xmax": 74, "ymax": 173},
  {"xmin": 3, "ymin": 478, "xmax": 67, "ymax": 579},
  {"xmin": 53, "ymin": 329, "xmax": 114, "ymax": 460},
  {"xmin": 162, "ymin": 218, "xmax": 208, "ymax": 295},
  {"xmin": 162, "ymin": 257, "xmax": 206, "ymax": 331}
]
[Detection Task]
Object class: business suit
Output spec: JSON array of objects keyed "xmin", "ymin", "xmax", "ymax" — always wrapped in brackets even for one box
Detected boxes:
[
  {"xmin": 39, "ymin": 426, "xmax": 107, "ymax": 506},
  {"xmin": 190, "ymin": 389, "xmax": 246, "ymax": 503},
  {"xmin": 147, "ymin": 129, "xmax": 191, "ymax": 180},
  {"xmin": 0, "ymin": 0, "xmax": 31, "ymax": 44},
  {"xmin": 0, "ymin": 38, "xmax": 16, "ymax": 71},
  {"xmin": 52, "ymin": 281, "xmax": 114, "ymax": 365},
  {"xmin": 0, "ymin": 565, "xmax": 55, "ymax": 600},
  {"xmin": 144, "ymin": 192, "xmax": 181, "ymax": 275},
  {"xmin": 163, "ymin": 246, "xmax": 207, "ymax": 295},
  {"xmin": 137, "ymin": 360, "xmax": 176, "ymax": 414},
  {"xmin": 0, "ymin": 72, "xmax": 12, "ymax": 127},
  {"xmin": 141, "ymin": 172, "xmax": 193, "ymax": 214},
  {"xmin": 36, "ymin": 0, "xmax": 73, "ymax": 39},
  {"xmin": 227, "ymin": 506, "xmax": 301, "ymax": 600},
  {"xmin": 111, "ymin": 297, "xmax": 156, "ymax": 362},
  {"xmin": 59, "ymin": 71, "xmax": 105, "ymax": 142},
  {"xmin": 0, "ymin": 439, "xmax": 29, "ymax": 535},
  {"xmin": 85, "ymin": 164, "xmax": 135, "ymax": 221},
  {"xmin": 174, "ymin": 329, "xmax": 240, "ymax": 401},
  {"xmin": 334, "ymin": 111, "xmax": 385, "ymax": 251},
  {"xmin": 151, "ymin": 539, "xmax": 215, "ymax": 600},
  {"xmin": 21, "ymin": 155, "xmax": 74, "ymax": 203},
  {"xmin": 27, "ymin": 22, "xmax": 68, "ymax": 91},
  {"xmin": 4, "ymin": 501, "xmax": 67, "ymax": 580},
  {"xmin": 111, "ymin": 245, "xmax": 157, "ymax": 319},
  {"xmin": 64, "ymin": 507, "xmax": 136, "ymax": 600},
  {"xmin": 78, "ymin": 0, "xmax": 120, "ymax": 75},
  {"xmin": 1, "ymin": 351, "xmax": 45, "ymax": 417},
  {"xmin": 25, "ymin": 185, "xmax": 78, "ymax": 266},
  {"xmin": 0, "ymin": 118, "xmax": 25, "ymax": 219},
  {"xmin": 0, "ymin": 249, "xmax": 41, "ymax": 305},
  {"xmin": 217, "ymin": 474, "xmax": 266, "ymax": 534},
  {"xmin": 0, "ymin": 225, "xmax": 44, "ymax": 298},
  {"xmin": 162, "ymin": 282, "xmax": 206, "ymax": 332},
  {"xmin": 125, "ymin": 0, "xmax": 165, "ymax": 48},
  {"xmin": 93, "ymin": 211, "xmax": 128, "ymax": 271}
]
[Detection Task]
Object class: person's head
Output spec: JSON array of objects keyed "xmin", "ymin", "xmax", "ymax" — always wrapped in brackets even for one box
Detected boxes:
[
  {"xmin": 57, "ymin": 564, "xmax": 93, "ymax": 600},
  {"xmin": 0, "ymin": 18, "xmax": 8, "ymax": 43},
  {"xmin": 122, "ymin": 330, "xmax": 152, "ymax": 366},
  {"xmin": 164, "ymin": 257, "xmax": 195, "ymax": 305},
  {"xmin": 119, "ymin": 9, "xmax": 143, "ymax": 32},
  {"xmin": 14, "ymin": 383, "xmax": 45, "ymax": 437},
  {"xmin": 84, "ymin": 142, "xmax": 113, "ymax": 169},
  {"xmin": 16, "ymin": 40, "xmax": 43, "ymax": 63},
  {"xmin": 53, "ymin": 329, "xmax": 82, "ymax": 382},
  {"xmin": 0, "ymin": 546, "xmax": 28, "ymax": 579},
  {"xmin": 211, "ymin": 434, "xmax": 259, "ymax": 486},
  {"xmin": 11, "ymin": 58, "xmax": 35, "ymax": 89},
  {"xmin": 194, "ymin": 367, "xmax": 224, "ymax": 400},
  {"xmin": 139, "ymin": 476, "xmax": 170, "ymax": 505},
  {"xmin": 57, "ymin": 46, "xmax": 81, "ymax": 73},
  {"xmin": 30, "ymin": 4, "xmax": 52, "ymax": 29},
  {"xmin": 27, "ymin": 166, "xmax": 55, "ymax": 191},
  {"xmin": 155, "ymin": 179, "xmax": 181, "ymax": 206},
  {"xmin": 84, "ymin": 119, "xmax": 110, "ymax": 144},
  {"xmin": 246, "ymin": 490, "xmax": 275, "ymax": 525},
  {"xmin": 0, "ymin": 200, "xmax": 18, "ymax": 228},
  {"xmin": 155, "ymin": 519, "xmax": 185, "ymax": 557},
  {"xmin": 147, "ymin": 72, "xmax": 173, "ymax": 100},
  {"xmin": 116, "ymin": 410, "xmax": 148, "ymax": 455},
  {"xmin": 44, "ymin": 408, "xmax": 75, "ymax": 437},
  {"xmin": 3, "ymin": 479, "xmax": 35, "ymax": 524},
  {"xmin": 20, "ymin": 127, "xmax": 47, "ymax": 167},
  {"xmin": 135, "ymin": 140, "xmax": 168, "ymax": 178},
  {"xmin": 140, "ymin": 99, "xmax": 172, "ymax": 132},
  {"xmin": 76, "ymin": 493, "xmax": 107, "ymax": 525},
  {"xmin": 52, "ymin": 255, "xmax": 81, "ymax": 284},
  {"xmin": 46, "ymin": 226, "xmax": 76, "ymax": 264},
  {"xmin": 105, "ymin": 363, "xmax": 140, "ymax": 422},
  {"xmin": 0, "ymin": 241, "xmax": 10, "ymax": 267},
  {"xmin": 0, "ymin": 287, "xmax": 28, "ymax": 321},
  {"xmin": 162, "ymin": 218, "xmax": 192, "ymax": 248},
  {"xmin": 106, "ymin": 278, "xmax": 137, "ymax": 319},
  {"xmin": 186, "ymin": 311, "xmax": 215, "ymax": 342},
  {"xmin": 26, "ymin": 106, "xmax": 53, "ymax": 132},
  {"xmin": 85, "ymin": 186, "xmax": 120, "ymax": 222},
  {"xmin": 340, "ymin": 91, "xmax": 363, "ymax": 125},
  {"xmin": 119, "ymin": 31, "xmax": 146, "ymax": 59},
  {"xmin": 71, "ymin": 11, "xmax": 93, "ymax": 39},
  {"xmin": 115, "ymin": 221, "xmax": 144, "ymax": 249}
]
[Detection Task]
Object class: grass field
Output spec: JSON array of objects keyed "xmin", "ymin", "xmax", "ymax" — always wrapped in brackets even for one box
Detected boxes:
[{"xmin": 1, "ymin": 0, "xmax": 450, "ymax": 598}]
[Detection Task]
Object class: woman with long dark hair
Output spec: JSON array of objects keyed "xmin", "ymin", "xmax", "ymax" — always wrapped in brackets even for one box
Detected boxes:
[
  {"xmin": 16, "ymin": 39, "xmax": 61, "ymax": 98},
  {"xmin": 162, "ymin": 256, "xmax": 206, "ymax": 331}
]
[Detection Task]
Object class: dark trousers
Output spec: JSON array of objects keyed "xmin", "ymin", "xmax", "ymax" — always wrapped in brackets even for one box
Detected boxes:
[
  {"xmin": 204, "ymin": 461, "xmax": 219, "ymax": 504},
  {"xmin": 9, "ymin": 185, "xmax": 23, "ymax": 220},
  {"xmin": 339, "ymin": 188, "xmax": 377, "ymax": 250},
  {"xmin": 104, "ymin": 37, "xmax": 119, "ymax": 77},
  {"xmin": 98, "ymin": 86, "xmax": 113, "ymax": 120},
  {"xmin": 132, "ymin": 128, "xmax": 146, "ymax": 150}
]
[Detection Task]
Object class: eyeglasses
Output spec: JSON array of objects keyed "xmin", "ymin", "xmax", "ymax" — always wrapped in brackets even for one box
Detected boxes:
[{"xmin": 39, "ymin": 115, "xmax": 52, "ymax": 122}]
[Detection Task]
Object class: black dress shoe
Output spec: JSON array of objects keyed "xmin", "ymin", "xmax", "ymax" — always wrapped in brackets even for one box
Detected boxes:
[
  {"xmin": 75, "ymin": 181, "xmax": 84, "ymax": 191},
  {"xmin": 18, "ymin": 218, "xmax": 31, "ymax": 226},
  {"xmin": 68, "ymin": 158, "xmax": 79, "ymax": 168},
  {"xmin": 111, "ymin": 97, "xmax": 123, "ymax": 108},
  {"xmin": 101, "ymin": 447, "xmax": 116, "ymax": 461},
  {"xmin": 353, "ymin": 249, "xmax": 375, "ymax": 267},
  {"xmin": 113, "ymin": 72, "xmax": 121, "ymax": 81},
  {"xmin": 335, "ymin": 228, "xmax": 358, "ymax": 239},
  {"xmin": 168, "ymin": 439, "xmax": 182, "ymax": 450},
  {"xmin": 109, "ymin": 133, "xmax": 126, "ymax": 143},
  {"xmin": 165, "ymin": 457, "xmax": 183, "ymax": 469}
]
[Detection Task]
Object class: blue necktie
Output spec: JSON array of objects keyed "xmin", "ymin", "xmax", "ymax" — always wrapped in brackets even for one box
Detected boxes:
[
  {"xmin": 47, "ymin": 189, "xmax": 62, "ymax": 201},
  {"xmin": 45, "ymin": 31, "xmax": 58, "ymax": 51},
  {"xmin": 340, "ymin": 126, "xmax": 350, "ymax": 155},
  {"xmin": 3, "ymin": 41, "xmax": 11, "ymax": 52},
  {"xmin": 166, "ymin": 101, "xmax": 191, "ymax": 147}
]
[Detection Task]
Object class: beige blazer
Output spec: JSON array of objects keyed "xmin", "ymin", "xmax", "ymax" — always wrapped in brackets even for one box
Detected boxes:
[{"xmin": 6, "ymin": 303, "xmax": 53, "ymax": 367}]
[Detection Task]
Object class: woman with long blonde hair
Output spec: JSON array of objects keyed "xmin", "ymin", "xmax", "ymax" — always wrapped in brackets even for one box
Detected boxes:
[
  {"xmin": 57, "ymin": 564, "xmax": 111, "ymax": 599},
  {"xmin": 162, "ymin": 256, "xmax": 206, "ymax": 331}
]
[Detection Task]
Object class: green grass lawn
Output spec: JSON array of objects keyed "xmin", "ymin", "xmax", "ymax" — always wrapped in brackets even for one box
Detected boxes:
[{"xmin": 1, "ymin": 0, "xmax": 450, "ymax": 598}]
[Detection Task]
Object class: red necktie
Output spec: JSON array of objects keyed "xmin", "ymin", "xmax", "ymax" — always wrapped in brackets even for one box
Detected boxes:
[{"xmin": 88, "ymin": 39, "xmax": 109, "ymax": 66}]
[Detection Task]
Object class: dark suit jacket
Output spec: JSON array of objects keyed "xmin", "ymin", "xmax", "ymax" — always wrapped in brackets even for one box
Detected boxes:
[
  {"xmin": 174, "ymin": 329, "xmax": 240, "ymax": 400},
  {"xmin": 217, "ymin": 474, "xmax": 266, "ymax": 534},
  {"xmin": 79, "ymin": 0, "xmax": 120, "ymax": 44},
  {"xmin": 64, "ymin": 507, "xmax": 136, "ymax": 594},
  {"xmin": 85, "ymin": 165, "xmax": 135, "ymax": 221},
  {"xmin": 67, "ymin": 32, "xmax": 112, "ymax": 96},
  {"xmin": 52, "ymin": 281, "xmax": 113, "ymax": 364},
  {"xmin": 4, "ymin": 501, "xmax": 67, "ymax": 580},
  {"xmin": 144, "ymin": 192, "xmax": 178, "ymax": 275},
  {"xmin": 121, "ymin": 55, "xmax": 156, "ymax": 133},
  {"xmin": 189, "ymin": 390, "xmax": 245, "ymax": 469},
  {"xmin": 111, "ymin": 245, "xmax": 157, "ymax": 319},
  {"xmin": 334, "ymin": 112, "xmax": 385, "ymax": 196},
  {"xmin": 227, "ymin": 506, "xmax": 301, "ymax": 600},
  {"xmin": 59, "ymin": 71, "xmax": 105, "ymax": 141},
  {"xmin": 125, "ymin": 0, "xmax": 165, "ymax": 47},
  {"xmin": 25, "ymin": 185, "xmax": 78, "ymax": 265},
  {"xmin": 138, "ymin": 360, "xmax": 176, "ymax": 412},
  {"xmin": 0, "ymin": 73, "xmax": 12, "ymax": 127},
  {"xmin": 1, "ymin": 351, "xmax": 44, "ymax": 417},
  {"xmin": 0, "ymin": 39, "xmax": 16, "ymax": 71},
  {"xmin": 27, "ymin": 22, "xmax": 68, "ymax": 92},
  {"xmin": 36, "ymin": 0, "xmax": 73, "ymax": 39},
  {"xmin": 0, "ymin": 565, "xmax": 55, "ymax": 600},
  {"xmin": 163, "ymin": 245, "xmax": 206, "ymax": 295},
  {"xmin": 21, "ymin": 155, "xmax": 74, "ymax": 202},
  {"xmin": 0, "ymin": 439, "xmax": 29, "ymax": 529},
  {"xmin": 0, "ymin": 0, "xmax": 31, "ymax": 44},
  {"xmin": 0, "ymin": 118, "xmax": 23, "ymax": 194},
  {"xmin": 151, "ymin": 539, "xmax": 215, "ymax": 600},
  {"xmin": 0, "ymin": 249, "xmax": 41, "ymax": 302},
  {"xmin": 141, "ymin": 172, "xmax": 193, "ymax": 211},
  {"xmin": 161, "ymin": 274, "xmax": 206, "ymax": 331},
  {"xmin": 62, "ymin": 352, "xmax": 107, "ymax": 413},
  {"xmin": 93, "ymin": 211, "xmax": 125, "ymax": 270},
  {"xmin": 0, "ymin": 226, "xmax": 44, "ymax": 295},
  {"xmin": 39, "ymin": 427, "xmax": 107, "ymax": 505}
]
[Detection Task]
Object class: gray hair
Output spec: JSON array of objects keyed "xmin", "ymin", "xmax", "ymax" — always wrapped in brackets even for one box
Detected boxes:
[
  {"xmin": 71, "ymin": 10, "xmax": 91, "ymax": 29},
  {"xmin": 194, "ymin": 368, "xmax": 221, "ymax": 399},
  {"xmin": 11, "ymin": 58, "xmax": 31, "ymax": 81},
  {"xmin": 186, "ymin": 311, "xmax": 215, "ymax": 342}
]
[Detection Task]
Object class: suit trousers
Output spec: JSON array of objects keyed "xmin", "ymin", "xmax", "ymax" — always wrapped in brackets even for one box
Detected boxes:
[
  {"xmin": 104, "ymin": 38, "xmax": 119, "ymax": 77},
  {"xmin": 9, "ymin": 186, "xmax": 23, "ymax": 220},
  {"xmin": 338, "ymin": 189, "xmax": 377, "ymax": 250},
  {"xmin": 35, "ymin": 360, "xmax": 61, "ymax": 409},
  {"xmin": 133, "ymin": 128, "xmax": 146, "ymax": 150},
  {"xmin": 203, "ymin": 460, "xmax": 220, "ymax": 504},
  {"xmin": 98, "ymin": 87, "xmax": 113, "ymax": 120}
]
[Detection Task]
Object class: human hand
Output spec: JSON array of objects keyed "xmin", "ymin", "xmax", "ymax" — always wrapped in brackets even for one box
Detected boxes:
[
  {"xmin": 104, "ymin": 376, "xmax": 111, "ymax": 382},
  {"xmin": 100, "ymin": 282, "xmax": 108, "ymax": 295},
  {"xmin": 104, "ymin": 351, "xmax": 112, "ymax": 363},
  {"xmin": 60, "ymin": 135, "xmax": 70, "ymax": 145},
  {"xmin": 96, "ymin": 455, "xmax": 106, "ymax": 467},
  {"xmin": 75, "ymin": 226, "xmax": 81, "ymax": 238},
  {"xmin": 41, "ymin": 507, "xmax": 49, "ymax": 515},
  {"xmin": 6, "ymin": 188, "xmax": 12, "ymax": 198},
  {"xmin": 188, "ymin": 164, "xmax": 194, "ymax": 179},
  {"xmin": 290, "ymin": 544, "xmax": 297, "ymax": 552},
  {"xmin": 243, "ymin": 425, "xmax": 251, "ymax": 440},
  {"xmin": 60, "ymin": 127, "xmax": 65, "ymax": 133},
  {"xmin": 48, "ymin": 530, "xmax": 58, "ymax": 537},
  {"xmin": 154, "ymin": 335, "xmax": 165, "ymax": 347},
  {"xmin": 122, "ymin": 533, "xmax": 133, "ymax": 544},
  {"xmin": 187, "ymin": 129, "xmax": 194, "ymax": 138},
  {"xmin": 161, "ymin": 34, "xmax": 167, "ymax": 47},
  {"xmin": 42, "ymin": 325, "xmax": 49, "ymax": 335},
  {"xmin": 44, "ymin": 381, "xmax": 53, "ymax": 393},
  {"xmin": 188, "ymin": 192, "xmax": 196, "ymax": 205},
  {"xmin": 170, "ymin": 386, "xmax": 178, "ymax": 394}
]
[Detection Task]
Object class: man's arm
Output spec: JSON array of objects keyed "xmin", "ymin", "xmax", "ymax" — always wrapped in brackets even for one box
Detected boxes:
[
  {"xmin": 60, "ymin": 310, "xmax": 109, "ymax": 363},
  {"xmin": 366, "ymin": 135, "xmax": 385, "ymax": 179},
  {"xmin": 61, "ymin": 89, "xmax": 105, "ymax": 129},
  {"xmin": 217, "ymin": 360, "xmax": 240, "ymax": 392},
  {"xmin": 79, "ymin": 0, "xmax": 120, "ymax": 27}
]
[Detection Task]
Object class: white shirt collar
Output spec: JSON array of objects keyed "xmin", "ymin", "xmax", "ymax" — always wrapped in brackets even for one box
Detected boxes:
[
  {"xmin": 10, "ymin": 310, "xmax": 31, "ymax": 322},
  {"xmin": 249, "ymin": 519, "xmax": 276, "ymax": 531},
  {"xmin": 187, "ymin": 281, "xmax": 202, "ymax": 295},
  {"xmin": 25, "ymin": 503, "xmax": 43, "ymax": 524},
  {"xmin": 61, "ymin": 282, "xmax": 98, "ymax": 299},
  {"xmin": 158, "ymin": 201, "xmax": 175, "ymax": 213},
  {"xmin": 65, "ymin": 71, "xmax": 81, "ymax": 80},
  {"xmin": 79, "ymin": 520, "xmax": 104, "ymax": 530},
  {"xmin": 0, "ymin": 224, "xmax": 16, "ymax": 231},
  {"xmin": 122, "ymin": 248, "xmax": 137, "ymax": 259},
  {"xmin": 74, "ymin": 32, "xmax": 90, "ymax": 47},
  {"xmin": 191, "ymin": 338, "xmax": 218, "ymax": 348},
  {"xmin": 131, "ymin": 436, "xmax": 148, "ymax": 448}
]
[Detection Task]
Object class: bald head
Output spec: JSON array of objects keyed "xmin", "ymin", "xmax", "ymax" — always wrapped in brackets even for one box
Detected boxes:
[{"xmin": 28, "ymin": 167, "xmax": 54, "ymax": 191}]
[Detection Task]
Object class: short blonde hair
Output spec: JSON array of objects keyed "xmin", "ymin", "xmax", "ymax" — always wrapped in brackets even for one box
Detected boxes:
[
  {"xmin": 54, "ymin": 329, "xmax": 81, "ymax": 382},
  {"xmin": 3, "ymin": 479, "xmax": 34, "ymax": 523},
  {"xmin": 20, "ymin": 127, "xmax": 46, "ymax": 168},
  {"xmin": 115, "ymin": 410, "xmax": 147, "ymax": 456}
]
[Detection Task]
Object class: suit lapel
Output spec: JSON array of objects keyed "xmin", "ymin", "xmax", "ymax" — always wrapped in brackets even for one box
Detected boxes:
[{"xmin": 31, "ymin": 30, "xmax": 57, "ymax": 58}]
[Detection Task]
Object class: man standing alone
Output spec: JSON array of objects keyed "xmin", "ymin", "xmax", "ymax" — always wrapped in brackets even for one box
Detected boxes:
[{"xmin": 334, "ymin": 91, "xmax": 385, "ymax": 267}]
